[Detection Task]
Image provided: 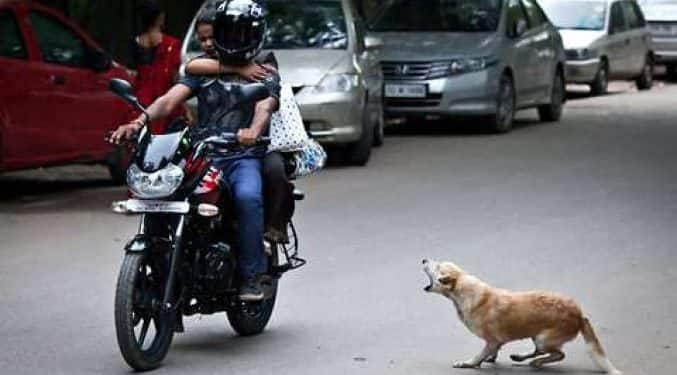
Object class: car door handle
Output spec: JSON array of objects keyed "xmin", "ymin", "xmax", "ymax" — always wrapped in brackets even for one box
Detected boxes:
[{"xmin": 50, "ymin": 75, "xmax": 66, "ymax": 85}]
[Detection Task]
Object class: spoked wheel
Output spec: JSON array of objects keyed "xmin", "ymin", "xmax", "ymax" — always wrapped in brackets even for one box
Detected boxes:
[
  {"xmin": 115, "ymin": 254, "xmax": 174, "ymax": 371},
  {"xmin": 226, "ymin": 248, "xmax": 279, "ymax": 336}
]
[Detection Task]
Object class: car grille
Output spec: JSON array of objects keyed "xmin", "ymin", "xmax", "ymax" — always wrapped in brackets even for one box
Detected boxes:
[
  {"xmin": 565, "ymin": 49, "xmax": 580, "ymax": 60},
  {"xmin": 381, "ymin": 61, "xmax": 450, "ymax": 80},
  {"xmin": 648, "ymin": 22, "xmax": 677, "ymax": 37},
  {"xmin": 385, "ymin": 93, "xmax": 443, "ymax": 108}
]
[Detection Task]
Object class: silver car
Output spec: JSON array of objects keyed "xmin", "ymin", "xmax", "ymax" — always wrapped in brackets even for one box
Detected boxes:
[
  {"xmin": 639, "ymin": 0, "xmax": 677, "ymax": 78},
  {"xmin": 182, "ymin": 0, "xmax": 384, "ymax": 165},
  {"xmin": 540, "ymin": 0, "xmax": 654, "ymax": 95},
  {"xmin": 370, "ymin": 0, "xmax": 567, "ymax": 133}
]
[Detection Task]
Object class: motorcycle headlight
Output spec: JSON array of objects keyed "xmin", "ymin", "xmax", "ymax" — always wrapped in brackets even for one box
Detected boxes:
[
  {"xmin": 126, "ymin": 163, "xmax": 184, "ymax": 199},
  {"xmin": 449, "ymin": 57, "xmax": 494, "ymax": 75},
  {"xmin": 314, "ymin": 73, "xmax": 360, "ymax": 93}
]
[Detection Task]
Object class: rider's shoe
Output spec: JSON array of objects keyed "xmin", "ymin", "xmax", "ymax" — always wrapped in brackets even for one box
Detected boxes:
[
  {"xmin": 173, "ymin": 314, "xmax": 185, "ymax": 333},
  {"xmin": 264, "ymin": 227, "xmax": 289, "ymax": 244},
  {"xmin": 238, "ymin": 278, "xmax": 264, "ymax": 301}
]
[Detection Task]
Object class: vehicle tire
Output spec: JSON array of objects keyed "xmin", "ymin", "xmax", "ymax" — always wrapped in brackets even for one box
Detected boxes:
[
  {"xmin": 115, "ymin": 253, "xmax": 174, "ymax": 371},
  {"xmin": 372, "ymin": 104, "xmax": 385, "ymax": 147},
  {"xmin": 343, "ymin": 106, "xmax": 373, "ymax": 165},
  {"xmin": 107, "ymin": 145, "xmax": 128, "ymax": 185},
  {"xmin": 590, "ymin": 60, "xmax": 609, "ymax": 96},
  {"xmin": 667, "ymin": 64, "xmax": 677, "ymax": 81},
  {"xmin": 227, "ymin": 248, "xmax": 279, "ymax": 336},
  {"xmin": 488, "ymin": 73, "xmax": 515, "ymax": 133},
  {"xmin": 635, "ymin": 55, "xmax": 654, "ymax": 90},
  {"xmin": 538, "ymin": 68, "xmax": 565, "ymax": 122}
]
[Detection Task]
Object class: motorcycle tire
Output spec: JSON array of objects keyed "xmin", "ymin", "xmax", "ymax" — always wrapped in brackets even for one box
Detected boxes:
[
  {"xmin": 226, "ymin": 247, "xmax": 279, "ymax": 336},
  {"xmin": 115, "ymin": 253, "xmax": 174, "ymax": 371}
]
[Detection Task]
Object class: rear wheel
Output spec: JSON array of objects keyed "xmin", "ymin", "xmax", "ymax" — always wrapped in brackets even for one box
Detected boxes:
[
  {"xmin": 538, "ymin": 69, "xmax": 565, "ymax": 122},
  {"xmin": 488, "ymin": 74, "xmax": 515, "ymax": 133},
  {"xmin": 636, "ymin": 54, "xmax": 654, "ymax": 90},
  {"xmin": 372, "ymin": 104, "xmax": 385, "ymax": 147},
  {"xmin": 226, "ymin": 248, "xmax": 279, "ymax": 336},
  {"xmin": 590, "ymin": 60, "xmax": 609, "ymax": 96},
  {"xmin": 115, "ymin": 254, "xmax": 173, "ymax": 371}
]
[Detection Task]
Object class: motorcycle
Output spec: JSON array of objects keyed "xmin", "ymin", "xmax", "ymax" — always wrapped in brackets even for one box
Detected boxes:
[{"xmin": 108, "ymin": 79, "xmax": 305, "ymax": 371}]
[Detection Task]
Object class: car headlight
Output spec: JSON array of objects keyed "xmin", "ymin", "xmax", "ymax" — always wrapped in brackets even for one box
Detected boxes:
[
  {"xmin": 314, "ymin": 74, "xmax": 360, "ymax": 93},
  {"xmin": 127, "ymin": 163, "xmax": 184, "ymax": 199},
  {"xmin": 449, "ymin": 57, "xmax": 494, "ymax": 75}
]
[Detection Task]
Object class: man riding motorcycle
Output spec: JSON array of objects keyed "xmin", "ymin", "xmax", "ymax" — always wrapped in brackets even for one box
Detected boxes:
[{"xmin": 110, "ymin": 0, "xmax": 279, "ymax": 302}]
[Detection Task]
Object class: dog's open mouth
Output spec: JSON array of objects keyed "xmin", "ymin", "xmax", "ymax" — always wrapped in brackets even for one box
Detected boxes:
[{"xmin": 423, "ymin": 267, "xmax": 434, "ymax": 292}]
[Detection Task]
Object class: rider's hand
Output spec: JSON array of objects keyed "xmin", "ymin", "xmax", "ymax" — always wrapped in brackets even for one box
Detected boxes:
[
  {"xmin": 107, "ymin": 119, "xmax": 144, "ymax": 145},
  {"xmin": 237, "ymin": 128, "xmax": 259, "ymax": 146},
  {"xmin": 236, "ymin": 62, "xmax": 269, "ymax": 82}
]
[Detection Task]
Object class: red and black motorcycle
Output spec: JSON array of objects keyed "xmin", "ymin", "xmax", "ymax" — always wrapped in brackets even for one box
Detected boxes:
[{"xmin": 108, "ymin": 79, "xmax": 305, "ymax": 371}]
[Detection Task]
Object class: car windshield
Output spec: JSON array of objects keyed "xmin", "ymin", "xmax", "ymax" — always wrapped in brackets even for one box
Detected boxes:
[
  {"xmin": 539, "ymin": 0, "xmax": 607, "ymax": 30},
  {"xmin": 187, "ymin": 0, "xmax": 347, "ymax": 53},
  {"xmin": 640, "ymin": 0, "xmax": 676, "ymax": 4},
  {"xmin": 265, "ymin": 0, "xmax": 347, "ymax": 49},
  {"xmin": 370, "ymin": 0, "xmax": 503, "ymax": 32}
]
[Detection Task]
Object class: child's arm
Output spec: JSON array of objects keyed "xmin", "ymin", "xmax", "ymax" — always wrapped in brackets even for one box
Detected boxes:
[{"xmin": 185, "ymin": 58, "xmax": 270, "ymax": 81}]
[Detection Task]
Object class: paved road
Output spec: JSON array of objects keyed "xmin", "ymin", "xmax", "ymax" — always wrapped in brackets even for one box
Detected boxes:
[{"xmin": 1, "ymin": 81, "xmax": 676, "ymax": 375}]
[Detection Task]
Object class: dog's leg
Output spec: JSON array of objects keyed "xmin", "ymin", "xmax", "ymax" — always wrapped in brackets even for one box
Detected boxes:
[
  {"xmin": 485, "ymin": 354, "xmax": 497, "ymax": 363},
  {"xmin": 529, "ymin": 350, "xmax": 565, "ymax": 368},
  {"xmin": 453, "ymin": 342, "xmax": 500, "ymax": 369},
  {"xmin": 510, "ymin": 349, "xmax": 544, "ymax": 362}
]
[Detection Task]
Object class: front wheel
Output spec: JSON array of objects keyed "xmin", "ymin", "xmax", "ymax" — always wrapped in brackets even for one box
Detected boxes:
[
  {"xmin": 343, "ymin": 104, "xmax": 373, "ymax": 165},
  {"xmin": 115, "ymin": 253, "xmax": 174, "ymax": 371},
  {"xmin": 538, "ymin": 69, "xmax": 565, "ymax": 122},
  {"xmin": 487, "ymin": 74, "xmax": 515, "ymax": 133},
  {"xmin": 635, "ymin": 55, "xmax": 654, "ymax": 90},
  {"xmin": 590, "ymin": 61, "xmax": 609, "ymax": 96},
  {"xmin": 226, "ymin": 247, "xmax": 279, "ymax": 336}
]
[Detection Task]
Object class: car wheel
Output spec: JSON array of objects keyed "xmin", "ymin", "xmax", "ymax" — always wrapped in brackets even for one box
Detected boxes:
[
  {"xmin": 538, "ymin": 69, "xmax": 565, "ymax": 122},
  {"xmin": 590, "ymin": 60, "xmax": 609, "ymax": 96},
  {"xmin": 635, "ymin": 55, "xmax": 654, "ymax": 90},
  {"xmin": 372, "ymin": 104, "xmax": 385, "ymax": 147},
  {"xmin": 488, "ymin": 74, "xmax": 515, "ymax": 133},
  {"xmin": 344, "ymin": 106, "xmax": 373, "ymax": 166}
]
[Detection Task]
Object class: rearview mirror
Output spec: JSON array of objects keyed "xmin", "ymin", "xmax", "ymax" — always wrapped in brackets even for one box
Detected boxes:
[
  {"xmin": 109, "ymin": 79, "xmax": 145, "ymax": 113},
  {"xmin": 364, "ymin": 36, "xmax": 384, "ymax": 50}
]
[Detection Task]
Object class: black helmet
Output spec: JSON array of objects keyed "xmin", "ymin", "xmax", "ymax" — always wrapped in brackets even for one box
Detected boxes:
[{"xmin": 213, "ymin": 0, "xmax": 267, "ymax": 63}]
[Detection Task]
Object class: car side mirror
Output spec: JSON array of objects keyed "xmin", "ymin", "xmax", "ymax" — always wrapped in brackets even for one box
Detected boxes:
[
  {"xmin": 364, "ymin": 36, "xmax": 384, "ymax": 50},
  {"xmin": 512, "ymin": 19, "xmax": 528, "ymax": 38},
  {"xmin": 87, "ymin": 49, "xmax": 112, "ymax": 72}
]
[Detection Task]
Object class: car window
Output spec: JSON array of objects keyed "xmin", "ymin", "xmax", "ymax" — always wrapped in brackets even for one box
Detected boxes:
[
  {"xmin": 264, "ymin": 0, "xmax": 348, "ymax": 49},
  {"xmin": 507, "ymin": 0, "xmax": 529, "ymax": 34},
  {"xmin": 28, "ymin": 11, "xmax": 86, "ymax": 67},
  {"xmin": 609, "ymin": 2, "xmax": 627, "ymax": 34},
  {"xmin": 371, "ymin": 0, "xmax": 503, "ymax": 32},
  {"xmin": 520, "ymin": 0, "xmax": 548, "ymax": 28},
  {"xmin": 622, "ymin": 1, "xmax": 645, "ymax": 29},
  {"xmin": 0, "ymin": 10, "xmax": 28, "ymax": 59},
  {"xmin": 539, "ymin": 0, "xmax": 607, "ymax": 31}
]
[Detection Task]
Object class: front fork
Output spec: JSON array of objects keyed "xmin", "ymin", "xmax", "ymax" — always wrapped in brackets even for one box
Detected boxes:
[{"xmin": 162, "ymin": 214, "xmax": 186, "ymax": 314}]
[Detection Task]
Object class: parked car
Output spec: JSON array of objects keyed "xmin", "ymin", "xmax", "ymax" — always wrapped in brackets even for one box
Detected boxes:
[
  {"xmin": 0, "ymin": 1, "xmax": 134, "ymax": 181},
  {"xmin": 540, "ymin": 0, "xmax": 654, "ymax": 95},
  {"xmin": 639, "ymin": 0, "xmax": 677, "ymax": 78},
  {"xmin": 368, "ymin": 0, "xmax": 567, "ymax": 133},
  {"xmin": 181, "ymin": 0, "xmax": 383, "ymax": 165}
]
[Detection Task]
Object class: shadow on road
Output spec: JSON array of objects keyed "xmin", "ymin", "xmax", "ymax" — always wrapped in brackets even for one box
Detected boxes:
[
  {"xmin": 384, "ymin": 116, "xmax": 542, "ymax": 138},
  {"xmin": 0, "ymin": 177, "xmax": 116, "ymax": 202}
]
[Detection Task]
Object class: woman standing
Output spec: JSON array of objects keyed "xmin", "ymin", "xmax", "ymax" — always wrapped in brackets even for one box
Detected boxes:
[{"xmin": 130, "ymin": 1, "xmax": 184, "ymax": 134}]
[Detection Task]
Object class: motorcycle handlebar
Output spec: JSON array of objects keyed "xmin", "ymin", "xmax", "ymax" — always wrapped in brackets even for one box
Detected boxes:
[{"xmin": 203, "ymin": 133, "xmax": 271, "ymax": 147}]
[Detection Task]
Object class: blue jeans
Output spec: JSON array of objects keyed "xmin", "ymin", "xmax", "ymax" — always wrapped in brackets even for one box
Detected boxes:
[{"xmin": 214, "ymin": 157, "xmax": 266, "ymax": 279}]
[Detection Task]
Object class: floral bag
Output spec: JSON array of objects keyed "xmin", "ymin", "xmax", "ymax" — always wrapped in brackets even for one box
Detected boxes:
[{"xmin": 292, "ymin": 139, "xmax": 327, "ymax": 178}]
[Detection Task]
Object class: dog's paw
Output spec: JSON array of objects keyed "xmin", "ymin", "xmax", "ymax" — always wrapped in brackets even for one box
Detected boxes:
[
  {"xmin": 453, "ymin": 361, "xmax": 479, "ymax": 369},
  {"xmin": 510, "ymin": 354, "xmax": 525, "ymax": 362}
]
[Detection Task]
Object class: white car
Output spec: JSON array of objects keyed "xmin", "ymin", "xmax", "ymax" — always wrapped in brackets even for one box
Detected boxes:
[
  {"xmin": 540, "ymin": 0, "xmax": 654, "ymax": 95},
  {"xmin": 639, "ymin": 0, "xmax": 677, "ymax": 78}
]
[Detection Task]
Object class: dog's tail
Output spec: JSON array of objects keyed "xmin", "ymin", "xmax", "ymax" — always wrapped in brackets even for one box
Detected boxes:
[{"xmin": 580, "ymin": 317, "xmax": 622, "ymax": 374}]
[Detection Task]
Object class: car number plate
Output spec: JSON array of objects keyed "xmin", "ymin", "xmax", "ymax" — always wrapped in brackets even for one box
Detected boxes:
[
  {"xmin": 125, "ymin": 200, "xmax": 190, "ymax": 214},
  {"xmin": 384, "ymin": 84, "xmax": 427, "ymax": 98}
]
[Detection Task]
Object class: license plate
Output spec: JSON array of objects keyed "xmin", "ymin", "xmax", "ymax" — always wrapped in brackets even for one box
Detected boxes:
[
  {"xmin": 122, "ymin": 200, "xmax": 190, "ymax": 214},
  {"xmin": 384, "ymin": 84, "xmax": 427, "ymax": 98}
]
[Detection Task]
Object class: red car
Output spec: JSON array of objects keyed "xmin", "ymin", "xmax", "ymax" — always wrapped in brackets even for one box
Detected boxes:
[{"xmin": 0, "ymin": 1, "xmax": 134, "ymax": 181}]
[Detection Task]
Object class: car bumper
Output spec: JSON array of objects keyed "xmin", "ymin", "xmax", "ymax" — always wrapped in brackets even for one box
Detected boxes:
[
  {"xmin": 652, "ymin": 37, "xmax": 677, "ymax": 63},
  {"xmin": 565, "ymin": 59, "xmax": 600, "ymax": 83},
  {"xmin": 383, "ymin": 68, "xmax": 500, "ymax": 118},
  {"xmin": 295, "ymin": 89, "xmax": 364, "ymax": 144}
]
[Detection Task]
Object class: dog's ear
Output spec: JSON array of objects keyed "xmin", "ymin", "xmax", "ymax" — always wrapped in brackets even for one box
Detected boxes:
[{"xmin": 438, "ymin": 275, "xmax": 456, "ymax": 290}]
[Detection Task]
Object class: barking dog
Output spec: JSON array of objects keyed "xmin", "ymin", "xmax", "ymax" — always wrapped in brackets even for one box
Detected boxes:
[{"xmin": 422, "ymin": 259, "xmax": 621, "ymax": 374}]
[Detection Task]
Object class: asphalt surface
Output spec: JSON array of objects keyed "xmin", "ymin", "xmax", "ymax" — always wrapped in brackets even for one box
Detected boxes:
[{"xmin": 1, "ymin": 81, "xmax": 676, "ymax": 375}]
